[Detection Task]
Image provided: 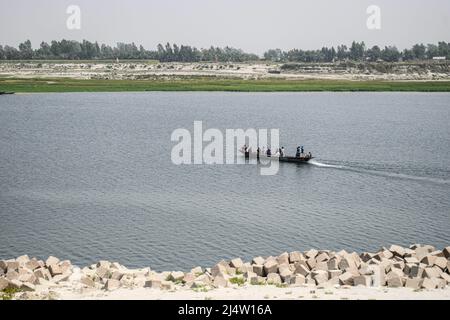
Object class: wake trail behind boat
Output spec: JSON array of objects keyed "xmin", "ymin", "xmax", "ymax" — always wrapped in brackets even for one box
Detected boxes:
[
  {"xmin": 308, "ymin": 159, "xmax": 344, "ymax": 169},
  {"xmin": 308, "ymin": 159, "xmax": 450, "ymax": 186}
]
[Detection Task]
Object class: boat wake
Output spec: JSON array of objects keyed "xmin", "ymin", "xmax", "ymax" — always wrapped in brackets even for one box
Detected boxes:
[
  {"xmin": 308, "ymin": 159, "xmax": 344, "ymax": 169},
  {"xmin": 308, "ymin": 160, "xmax": 450, "ymax": 185}
]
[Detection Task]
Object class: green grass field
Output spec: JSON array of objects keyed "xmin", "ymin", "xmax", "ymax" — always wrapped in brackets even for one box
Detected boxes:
[{"xmin": 1, "ymin": 77, "xmax": 450, "ymax": 93}]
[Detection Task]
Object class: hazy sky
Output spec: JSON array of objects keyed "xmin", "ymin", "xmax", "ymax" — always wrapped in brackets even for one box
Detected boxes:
[{"xmin": 1, "ymin": 0, "xmax": 449, "ymax": 54}]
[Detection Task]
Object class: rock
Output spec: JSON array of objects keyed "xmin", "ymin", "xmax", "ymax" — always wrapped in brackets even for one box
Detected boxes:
[
  {"xmin": 421, "ymin": 255, "xmax": 437, "ymax": 266},
  {"xmin": 421, "ymin": 277, "xmax": 437, "ymax": 290},
  {"xmin": 338, "ymin": 272, "xmax": 354, "ymax": 285},
  {"xmin": 20, "ymin": 282, "xmax": 36, "ymax": 292},
  {"xmin": 289, "ymin": 251, "xmax": 302, "ymax": 263},
  {"xmin": 6, "ymin": 270, "xmax": 19, "ymax": 280},
  {"xmin": 111, "ymin": 271, "xmax": 124, "ymax": 281},
  {"xmin": 290, "ymin": 274, "xmax": 305, "ymax": 286},
  {"xmin": 168, "ymin": 271, "xmax": 184, "ymax": 282},
  {"xmin": 294, "ymin": 263, "xmax": 310, "ymax": 277},
  {"xmin": 404, "ymin": 257, "xmax": 419, "ymax": 264},
  {"xmin": 381, "ymin": 250, "xmax": 394, "ymax": 259},
  {"xmin": 306, "ymin": 257, "xmax": 316, "ymax": 270},
  {"xmin": 6, "ymin": 261, "xmax": 20, "ymax": 272},
  {"xmin": 252, "ymin": 264, "xmax": 264, "ymax": 276},
  {"xmin": 443, "ymin": 247, "xmax": 450, "ymax": 259},
  {"xmin": 315, "ymin": 261, "xmax": 328, "ymax": 272},
  {"xmin": 97, "ymin": 260, "xmax": 111, "ymax": 269},
  {"xmin": 25, "ymin": 260, "xmax": 41, "ymax": 271},
  {"xmin": 423, "ymin": 267, "xmax": 441, "ymax": 278},
  {"xmin": 354, "ymin": 275, "xmax": 371, "ymax": 286},
  {"xmin": 16, "ymin": 255, "xmax": 30, "ymax": 265},
  {"xmin": 441, "ymin": 272, "xmax": 450, "ymax": 284},
  {"xmin": 0, "ymin": 277, "xmax": 10, "ymax": 291},
  {"xmin": 338, "ymin": 257, "xmax": 357, "ymax": 271},
  {"xmin": 252, "ymin": 257, "xmax": 265, "ymax": 265},
  {"xmin": 34, "ymin": 267, "xmax": 51, "ymax": 280},
  {"xmin": 191, "ymin": 266, "xmax": 203, "ymax": 275},
  {"xmin": 316, "ymin": 252, "xmax": 329, "ymax": 263},
  {"xmin": 390, "ymin": 267, "xmax": 404, "ymax": 278},
  {"xmin": 37, "ymin": 277, "xmax": 53, "ymax": 286},
  {"xmin": 263, "ymin": 260, "xmax": 278, "ymax": 275},
  {"xmin": 360, "ymin": 252, "xmax": 373, "ymax": 262},
  {"xmin": 59, "ymin": 261, "xmax": 72, "ymax": 274},
  {"xmin": 267, "ymin": 273, "xmax": 281, "ymax": 285},
  {"xmin": 80, "ymin": 276, "xmax": 95, "ymax": 288},
  {"xmin": 386, "ymin": 271, "xmax": 403, "ymax": 287},
  {"xmin": 276, "ymin": 252, "xmax": 289, "ymax": 265},
  {"xmin": 312, "ymin": 270, "xmax": 328, "ymax": 285},
  {"xmin": 211, "ymin": 263, "xmax": 228, "ymax": 277},
  {"xmin": 228, "ymin": 258, "xmax": 243, "ymax": 269},
  {"xmin": 305, "ymin": 249, "xmax": 318, "ymax": 259},
  {"xmin": 435, "ymin": 278, "xmax": 446, "ymax": 289},
  {"xmin": 415, "ymin": 247, "xmax": 431, "ymax": 261},
  {"xmin": 18, "ymin": 273, "xmax": 37, "ymax": 284},
  {"xmin": 52, "ymin": 272, "xmax": 71, "ymax": 284},
  {"xmin": 359, "ymin": 265, "xmax": 374, "ymax": 275},
  {"xmin": 49, "ymin": 264, "xmax": 63, "ymax": 276},
  {"xmin": 45, "ymin": 256, "xmax": 60, "ymax": 267},
  {"xmin": 105, "ymin": 279, "xmax": 121, "ymax": 291},
  {"xmin": 327, "ymin": 258, "xmax": 339, "ymax": 270},
  {"xmin": 161, "ymin": 280, "xmax": 174, "ymax": 290},
  {"xmin": 144, "ymin": 279, "xmax": 161, "ymax": 289},
  {"xmin": 409, "ymin": 265, "xmax": 424, "ymax": 278},
  {"xmin": 244, "ymin": 271, "xmax": 258, "ymax": 284},
  {"xmin": 328, "ymin": 269, "xmax": 342, "ymax": 279},
  {"xmin": 278, "ymin": 265, "xmax": 293, "ymax": 282},
  {"xmin": 389, "ymin": 245, "xmax": 406, "ymax": 257},
  {"xmin": 213, "ymin": 275, "xmax": 228, "ymax": 288},
  {"xmin": 9, "ymin": 279, "xmax": 23, "ymax": 289},
  {"xmin": 434, "ymin": 257, "xmax": 447, "ymax": 270},
  {"xmin": 0, "ymin": 260, "xmax": 7, "ymax": 272},
  {"xmin": 405, "ymin": 278, "xmax": 423, "ymax": 289},
  {"xmin": 95, "ymin": 266, "xmax": 110, "ymax": 279}
]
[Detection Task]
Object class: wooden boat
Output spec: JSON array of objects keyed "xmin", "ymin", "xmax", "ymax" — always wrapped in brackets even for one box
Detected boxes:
[{"xmin": 239, "ymin": 149, "xmax": 313, "ymax": 163}]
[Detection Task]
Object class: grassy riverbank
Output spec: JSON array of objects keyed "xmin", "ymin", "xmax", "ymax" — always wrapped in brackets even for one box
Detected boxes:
[{"xmin": 1, "ymin": 77, "xmax": 450, "ymax": 93}]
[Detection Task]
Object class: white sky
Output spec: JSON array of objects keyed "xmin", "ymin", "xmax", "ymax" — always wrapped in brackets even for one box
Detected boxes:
[{"xmin": 0, "ymin": 0, "xmax": 449, "ymax": 54}]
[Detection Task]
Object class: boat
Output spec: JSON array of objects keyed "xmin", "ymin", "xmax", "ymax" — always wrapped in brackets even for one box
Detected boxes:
[
  {"xmin": 239, "ymin": 148, "xmax": 314, "ymax": 163},
  {"xmin": 0, "ymin": 92, "xmax": 15, "ymax": 95}
]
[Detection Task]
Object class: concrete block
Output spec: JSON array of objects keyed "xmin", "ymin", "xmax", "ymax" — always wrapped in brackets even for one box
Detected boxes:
[{"xmin": 263, "ymin": 260, "xmax": 278, "ymax": 275}]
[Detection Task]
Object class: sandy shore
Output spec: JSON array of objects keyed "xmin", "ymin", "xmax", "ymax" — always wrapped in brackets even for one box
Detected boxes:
[
  {"xmin": 52, "ymin": 284, "xmax": 450, "ymax": 300},
  {"xmin": 1, "ymin": 61, "xmax": 449, "ymax": 81}
]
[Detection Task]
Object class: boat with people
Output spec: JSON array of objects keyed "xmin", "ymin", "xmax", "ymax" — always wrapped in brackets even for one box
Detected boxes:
[{"xmin": 239, "ymin": 145, "xmax": 314, "ymax": 163}]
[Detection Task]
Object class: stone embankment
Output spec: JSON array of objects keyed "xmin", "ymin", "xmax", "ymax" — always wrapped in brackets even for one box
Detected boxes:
[{"xmin": 1, "ymin": 244, "xmax": 449, "ymax": 300}]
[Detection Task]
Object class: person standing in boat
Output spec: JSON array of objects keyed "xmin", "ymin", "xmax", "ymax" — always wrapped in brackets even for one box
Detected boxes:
[
  {"xmin": 301, "ymin": 146, "xmax": 304, "ymax": 155},
  {"xmin": 281, "ymin": 147, "xmax": 285, "ymax": 157},
  {"xmin": 296, "ymin": 146, "xmax": 301, "ymax": 158}
]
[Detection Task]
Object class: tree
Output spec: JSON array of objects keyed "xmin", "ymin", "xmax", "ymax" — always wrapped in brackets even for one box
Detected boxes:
[
  {"xmin": 3, "ymin": 45, "xmax": 20, "ymax": 59},
  {"xmin": 412, "ymin": 44, "xmax": 426, "ymax": 60},
  {"xmin": 18, "ymin": 40, "xmax": 33, "ymax": 59},
  {"xmin": 381, "ymin": 46, "xmax": 400, "ymax": 62},
  {"xmin": 367, "ymin": 45, "xmax": 381, "ymax": 61},
  {"xmin": 426, "ymin": 44, "xmax": 439, "ymax": 59}
]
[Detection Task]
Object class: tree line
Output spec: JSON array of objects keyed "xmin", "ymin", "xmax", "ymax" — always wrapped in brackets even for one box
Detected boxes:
[
  {"xmin": 0, "ymin": 40, "xmax": 258, "ymax": 62},
  {"xmin": 0, "ymin": 39, "xmax": 448, "ymax": 63},
  {"xmin": 264, "ymin": 41, "xmax": 450, "ymax": 63}
]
